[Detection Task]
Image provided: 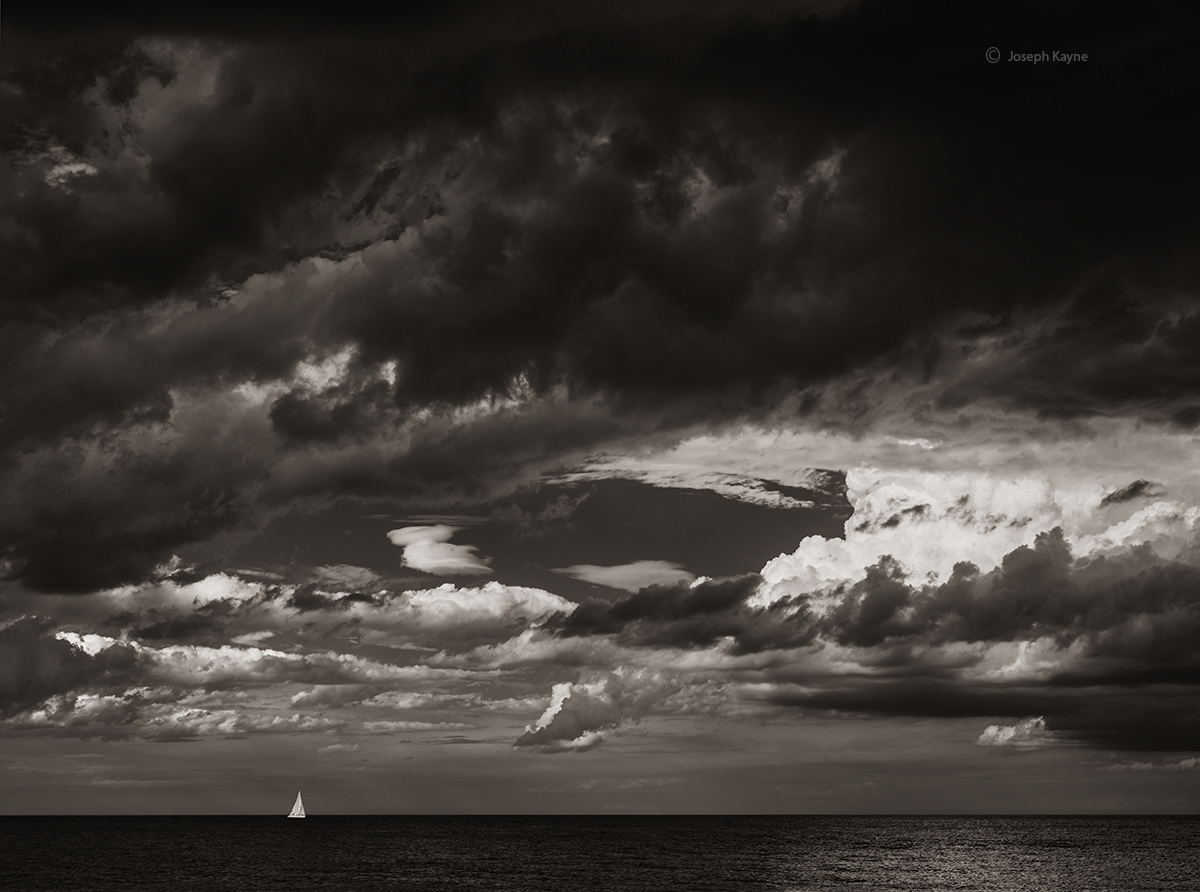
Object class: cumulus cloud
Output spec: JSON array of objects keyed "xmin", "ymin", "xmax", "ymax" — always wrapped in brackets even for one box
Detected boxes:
[
  {"xmin": 344, "ymin": 582, "xmax": 576, "ymax": 646},
  {"xmin": 138, "ymin": 642, "xmax": 461, "ymax": 687},
  {"xmin": 387, "ymin": 526, "xmax": 493, "ymax": 576},
  {"xmin": 0, "ymin": 620, "xmax": 138, "ymax": 718},
  {"xmin": 9, "ymin": 503, "xmax": 1200, "ymax": 753},
  {"xmin": 16, "ymin": 570, "xmax": 577, "ymax": 656},
  {"xmin": 554, "ymin": 560, "xmax": 696, "ymax": 592},
  {"xmin": 3, "ymin": 1, "xmax": 1200, "ymax": 779},
  {"xmin": 512, "ymin": 668, "xmax": 684, "ymax": 752},
  {"xmin": 0, "ymin": 622, "xmax": 487, "ymax": 739},
  {"xmin": 0, "ymin": 572, "xmax": 577, "ymax": 740},
  {"xmin": 2, "ymin": 679, "xmax": 349, "ymax": 741},
  {"xmin": 1074, "ymin": 500, "xmax": 1200, "ymax": 559},
  {"xmin": 758, "ymin": 470, "xmax": 1080, "ymax": 602},
  {"xmin": 513, "ymin": 681, "xmax": 622, "ymax": 752},
  {"xmin": 976, "ymin": 717, "xmax": 1052, "ymax": 749},
  {"xmin": 757, "ymin": 467, "xmax": 1200, "ymax": 607},
  {"xmin": 499, "ymin": 525, "xmax": 1200, "ymax": 752}
]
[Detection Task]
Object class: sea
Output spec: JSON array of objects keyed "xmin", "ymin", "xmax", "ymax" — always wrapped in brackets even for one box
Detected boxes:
[{"xmin": 1, "ymin": 815, "xmax": 1197, "ymax": 891}]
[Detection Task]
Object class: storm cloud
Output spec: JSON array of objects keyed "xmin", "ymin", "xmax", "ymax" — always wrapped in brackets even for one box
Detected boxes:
[
  {"xmin": 4, "ymin": 0, "xmax": 1199, "ymax": 591},
  {"xmin": 1, "ymin": 0, "xmax": 1198, "ymax": 809}
]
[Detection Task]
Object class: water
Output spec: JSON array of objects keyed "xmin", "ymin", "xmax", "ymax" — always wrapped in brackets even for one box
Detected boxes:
[{"xmin": 2, "ymin": 815, "xmax": 1197, "ymax": 891}]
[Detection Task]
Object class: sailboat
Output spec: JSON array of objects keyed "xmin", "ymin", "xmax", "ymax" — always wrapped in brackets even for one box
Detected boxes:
[{"xmin": 287, "ymin": 790, "xmax": 306, "ymax": 818}]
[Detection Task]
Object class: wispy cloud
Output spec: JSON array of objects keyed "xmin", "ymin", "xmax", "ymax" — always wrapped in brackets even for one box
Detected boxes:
[{"xmin": 553, "ymin": 560, "xmax": 696, "ymax": 592}]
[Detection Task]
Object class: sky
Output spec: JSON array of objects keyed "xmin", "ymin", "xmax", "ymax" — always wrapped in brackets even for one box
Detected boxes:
[{"xmin": 2, "ymin": 0, "xmax": 1199, "ymax": 814}]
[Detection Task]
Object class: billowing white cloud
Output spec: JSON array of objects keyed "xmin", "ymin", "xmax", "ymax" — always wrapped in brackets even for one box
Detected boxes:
[
  {"xmin": 976, "ymin": 717, "xmax": 1051, "ymax": 748},
  {"xmin": 47, "ymin": 632, "xmax": 468, "ymax": 687},
  {"xmin": 54, "ymin": 631, "xmax": 121, "ymax": 657},
  {"xmin": 142, "ymin": 643, "xmax": 464, "ymax": 686},
  {"xmin": 756, "ymin": 467, "xmax": 1200, "ymax": 607},
  {"xmin": 103, "ymin": 573, "xmax": 266, "ymax": 612},
  {"xmin": 759, "ymin": 470, "xmax": 1081, "ymax": 603},
  {"xmin": 554, "ymin": 560, "xmax": 696, "ymax": 592},
  {"xmin": 1074, "ymin": 500, "xmax": 1200, "ymax": 559},
  {"xmin": 31, "ymin": 572, "xmax": 576, "ymax": 659},
  {"xmin": 378, "ymin": 582, "xmax": 572, "ymax": 637},
  {"xmin": 387, "ymin": 525, "xmax": 493, "ymax": 575}
]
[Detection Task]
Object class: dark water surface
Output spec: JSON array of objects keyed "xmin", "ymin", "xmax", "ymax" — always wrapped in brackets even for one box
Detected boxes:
[{"xmin": 2, "ymin": 815, "xmax": 1197, "ymax": 891}]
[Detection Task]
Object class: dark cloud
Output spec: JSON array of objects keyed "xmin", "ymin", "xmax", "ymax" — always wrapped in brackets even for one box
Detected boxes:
[
  {"xmin": 554, "ymin": 573, "xmax": 818, "ymax": 654},
  {"xmin": 286, "ymin": 584, "xmax": 343, "ymax": 613},
  {"xmin": 0, "ymin": 618, "xmax": 138, "ymax": 717},
  {"xmin": 7, "ymin": 0, "xmax": 1198, "ymax": 367},
  {"xmin": 767, "ymin": 674, "xmax": 1200, "ymax": 754},
  {"xmin": 790, "ymin": 534, "xmax": 1200, "ymax": 750},
  {"xmin": 557, "ymin": 575, "xmax": 752, "ymax": 632},
  {"xmin": 268, "ymin": 379, "xmax": 396, "ymax": 446},
  {"xmin": 536, "ymin": 529, "xmax": 1200, "ymax": 750},
  {"xmin": 935, "ymin": 285, "xmax": 1200, "ymax": 423},
  {"xmin": 1101, "ymin": 480, "xmax": 1165, "ymax": 507},
  {"xmin": 2, "ymin": 0, "xmax": 1198, "ymax": 591},
  {"xmin": 132, "ymin": 611, "xmax": 226, "ymax": 644},
  {"xmin": 548, "ymin": 528, "xmax": 1189, "ymax": 658}
]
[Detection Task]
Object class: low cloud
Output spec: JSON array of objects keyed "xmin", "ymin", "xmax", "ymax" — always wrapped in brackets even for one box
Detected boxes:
[
  {"xmin": 0, "ymin": 620, "xmax": 139, "ymax": 718},
  {"xmin": 309, "ymin": 564, "xmax": 383, "ymax": 591},
  {"xmin": 552, "ymin": 574, "xmax": 814, "ymax": 655},
  {"xmin": 513, "ymin": 681, "xmax": 621, "ymax": 752},
  {"xmin": 384, "ymin": 582, "xmax": 572, "ymax": 640},
  {"xmin": 513, "ymin": 669, "xmax": 680, "ymax": 752},
  {"xmin": 362, "ymin": 720, "xmax": 472, "ymax": 733},
  {"xmin": 317, "ymin": 743, "xmax": 359, "ymax": 753},
  {"xmin": 8, "ymin": 689, "xmax": 345, "ymax": 741},
  {"xmin": 387, "ymin": 526, "xmax": 493, "ymax": 576},
  {"xmin": 1103, "ymin": 757, "xmax": 1200, "ymax": 772},
  {"xmin": 513, "ymin": 521, "xmax": 1200, "ymax": 752},
  {"xmin": 554, "ymin": 560, "xmax": 696, "ymax": 592},
  {"xmin": 290, "ymin": 685, "xmax": 377, "ymax": 708},
  {"xmin": 11, "ymin": 571, "xmax": 577, "ymax": 655},
  {"xmin": 976, "ymin": 717, "xmax": 1051, "ymax": 748}
]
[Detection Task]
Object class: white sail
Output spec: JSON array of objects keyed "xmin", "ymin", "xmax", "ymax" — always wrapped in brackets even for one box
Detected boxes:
[{"xmin": 287, "ymin": 790, "xmax": 306, "ymax": 818}]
